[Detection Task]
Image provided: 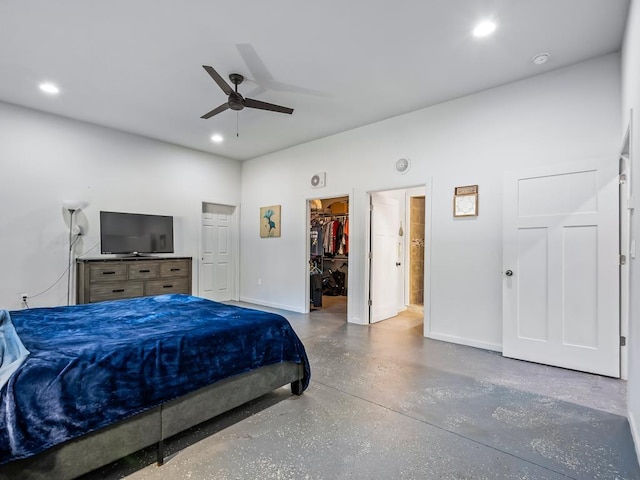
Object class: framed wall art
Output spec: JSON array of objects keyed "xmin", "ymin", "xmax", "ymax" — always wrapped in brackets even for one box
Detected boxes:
[
  {"xmin": 260, "ymin": 205, "xmax": 281, "ymax": 237},
  {"xmin": 453, "ymin": 185, "xmax": 478, "ymax": 217}
]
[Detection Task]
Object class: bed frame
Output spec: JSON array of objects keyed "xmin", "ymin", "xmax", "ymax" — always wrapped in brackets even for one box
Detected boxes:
[{"xmin": 0, "ymin": 361, "xmax": 304, "ymax": 480}]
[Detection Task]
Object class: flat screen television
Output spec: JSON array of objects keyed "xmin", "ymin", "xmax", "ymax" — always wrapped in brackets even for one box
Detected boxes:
[{"xmin": 100, "ymin": 211, "xmax": 174, "ymax": 255}]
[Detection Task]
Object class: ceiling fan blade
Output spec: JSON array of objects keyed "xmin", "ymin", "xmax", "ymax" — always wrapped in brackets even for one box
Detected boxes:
[
  {"xmin": 244, "ymin": 98, "xmax": 293, "ymax": 114},
  {"xmin": 202, "ymin": 65, "xmax": 233, "ymax": 96},
  {"xmin": 200, "ymin": 102, "xmax": 229, "ymax": 119}
]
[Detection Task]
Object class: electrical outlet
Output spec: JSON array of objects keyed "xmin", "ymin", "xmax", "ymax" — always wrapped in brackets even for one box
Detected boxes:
[{"xmin": 20, "ymin": 293, "xmax": 28, "ymax": 302}]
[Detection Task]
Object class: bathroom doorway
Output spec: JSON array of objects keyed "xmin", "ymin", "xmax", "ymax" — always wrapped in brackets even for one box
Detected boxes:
[{"xmin": 368, "ymin": 186, "xmax": 425, "ymax": 329}]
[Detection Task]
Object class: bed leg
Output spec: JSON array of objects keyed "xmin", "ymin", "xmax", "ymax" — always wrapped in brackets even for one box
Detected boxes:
[
  {"xmin": 291, "ymin": 380, "xmax": 303, "ymax": 396},
  {"xmin": 156, "ymin": 439, "xmax": 164, "ymax": 466}
]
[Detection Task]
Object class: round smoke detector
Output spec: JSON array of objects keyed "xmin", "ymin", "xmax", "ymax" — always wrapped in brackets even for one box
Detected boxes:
[
  {"xmin": 532, "ymin": 53, "xmax": 550, "ymax": 65},
  {"xmin": 394, "ymin": 158, "xmax": 410, "ymax": 174}
]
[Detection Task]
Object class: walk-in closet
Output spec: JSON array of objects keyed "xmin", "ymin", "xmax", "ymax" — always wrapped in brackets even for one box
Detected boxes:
[{"xmin": 309, "ymin": 197, "xmax": 349, "ymax": 313}]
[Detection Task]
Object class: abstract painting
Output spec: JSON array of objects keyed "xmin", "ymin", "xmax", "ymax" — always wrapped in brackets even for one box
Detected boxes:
[{"xmin": 260, "ymin": 205, "xmax": 281, "ymax": 238}]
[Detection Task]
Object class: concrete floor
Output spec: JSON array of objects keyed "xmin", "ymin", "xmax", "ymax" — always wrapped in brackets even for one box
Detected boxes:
[{"xmin": 80, "ymin": 297, "xmax": 640, "ymax": 480}]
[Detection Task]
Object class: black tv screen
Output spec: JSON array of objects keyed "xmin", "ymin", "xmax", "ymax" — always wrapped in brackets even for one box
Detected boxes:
[{"xmin": 100, "ymin": 211, "xmax": 174, "ymax": 254}]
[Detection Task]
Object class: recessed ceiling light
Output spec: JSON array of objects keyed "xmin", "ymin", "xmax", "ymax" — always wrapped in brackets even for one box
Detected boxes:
[
  {"xmin": 532, "ymin": 53, "xmax": 550, "ymax": 65},
  {"xmin": 473, "ymin": 21, "xmax": 496, "ymax": 37},
  {"xmin": 211, "ymin": 134, "xmax": 224, "ymax": 143},
  {"xmin": 39, "ymin": 82, "xmax": 60, "ymax": 95}
]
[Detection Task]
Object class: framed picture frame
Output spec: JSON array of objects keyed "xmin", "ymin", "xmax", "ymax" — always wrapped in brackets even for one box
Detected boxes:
[
  {"xmin": 453, "ymin": 185, "xmax": 478, "ymax": 217},
  {"xmin": 260, "ymin": 205, "xmax": 281, "ymax": 237}
]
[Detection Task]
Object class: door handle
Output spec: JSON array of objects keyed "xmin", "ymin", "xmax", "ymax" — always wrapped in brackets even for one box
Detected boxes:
[
  {"xmin": 505, "ymin": 270, "xmax": 513, "ymax": 277},
  {"xmin": 395, "ymin": 262, "xmax": 401, "ymax": 266}
]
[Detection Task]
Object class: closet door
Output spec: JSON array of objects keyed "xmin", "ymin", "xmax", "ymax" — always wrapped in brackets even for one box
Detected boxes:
[
  {"xmin": 502, "ymin": 159, "xmax": 619, "ymax": 376},
  {"xmin": 200, "ymin": 204, "xmax": 237, "ymax": 302}
]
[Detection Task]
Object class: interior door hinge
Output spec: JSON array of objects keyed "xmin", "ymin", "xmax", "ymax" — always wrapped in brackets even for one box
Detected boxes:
[
  {"xmin": 368, "ymin": 299, "xmax": 372, "ymax": 306},
  {"xmin": 620, "ymin": 254, "xmax": 627, "ymax": 266},
  {"xmin": 620, "ymin": 173, "xmax": 628, "ymax": 184},
  {"xmin": 621, "ymin": 336, "xmax": 627, "ymax": 347},
  {"xmin": 369, "ymin": 252, "xmax": 372, "ymax": 260}
]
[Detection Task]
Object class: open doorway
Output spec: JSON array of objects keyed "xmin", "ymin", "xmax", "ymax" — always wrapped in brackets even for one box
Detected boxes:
[
  {"xmin": 309, "ymin": 196, "xmax": 349, "ymax": 319},
  {"xmin": 408, "ymin": 195, "xmax": 425, "ymax": 311},
  {"xmin": 368, "ymin": 186, "xmax": 425, "ymax": 332}
]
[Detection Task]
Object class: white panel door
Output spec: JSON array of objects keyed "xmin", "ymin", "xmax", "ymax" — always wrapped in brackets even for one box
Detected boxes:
[
  {"xmin": 503, "ymin": 159, "xmax": 619, "ymax": 377},
  {"xmin": 370, "ymin": 193, "xmax": 400, "ymax": 323},
  {"xmin": 200, "ymin": 204, "xmax": 236, "ymax": 302},
  {"xmin": 619, "ymin": 153, "xmax": 631, "ymax": 378}
]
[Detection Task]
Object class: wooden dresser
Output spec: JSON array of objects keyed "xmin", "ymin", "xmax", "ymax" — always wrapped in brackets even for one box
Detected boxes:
[{"xmin": 76, "ymin": 257, "xmax": 192, "ymax": 304}]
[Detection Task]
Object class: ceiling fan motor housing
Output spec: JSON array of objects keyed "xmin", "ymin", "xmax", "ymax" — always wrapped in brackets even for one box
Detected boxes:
[{"xmin": 229, "ymin": 93, "xmax": 244, "ymax": 110}]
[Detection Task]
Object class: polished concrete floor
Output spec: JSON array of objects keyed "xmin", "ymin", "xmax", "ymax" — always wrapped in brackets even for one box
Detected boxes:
[{"xmin": 81, "ymin": 297, "xmax": 640, "ymax": 480}]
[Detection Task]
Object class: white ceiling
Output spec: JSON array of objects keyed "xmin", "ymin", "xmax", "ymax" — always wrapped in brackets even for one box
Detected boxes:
[{"xmin": 0, "ymin": 0, "xmax": 629, "ymax": 161}]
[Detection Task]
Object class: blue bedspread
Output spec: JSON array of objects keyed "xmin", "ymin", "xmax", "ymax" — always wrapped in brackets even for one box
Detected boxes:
[{"xmin": 0, "ymin": 294, "xmax": 310, "ymax": 464}]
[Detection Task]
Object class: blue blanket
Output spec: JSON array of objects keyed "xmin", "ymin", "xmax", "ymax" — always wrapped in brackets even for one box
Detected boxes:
[{"xmin": 0, "ymin": 294, "xmax": 310, "ymax": 464}]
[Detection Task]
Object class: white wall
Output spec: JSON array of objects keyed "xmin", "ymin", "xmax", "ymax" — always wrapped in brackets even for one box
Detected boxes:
[
  {"xmin": 622, "ymin": 0, "xmax": 640, "ymax": 462},
  {"xmin": 0, "ymin": 102, "xmax": 241, "ymax": 309},
  {"xmin": 241, "ymin": 53, "xmax": 621, "ymax": 352}
]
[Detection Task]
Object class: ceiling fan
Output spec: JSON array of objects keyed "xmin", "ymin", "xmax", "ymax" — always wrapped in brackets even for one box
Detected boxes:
[{"xmin": 200, "ymin": 65, "xmax": 294, "ymax": 119}]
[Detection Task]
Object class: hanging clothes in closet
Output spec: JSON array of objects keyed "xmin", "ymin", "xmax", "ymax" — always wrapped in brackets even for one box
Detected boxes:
[
  {"xmin": 310, "ymin": 213, "xmax": 324, "ymax": 308},
  {"xmin": 322, "ymin": 216, "xmax": 349, "ymax": 256},
  {"xmin": 309, "ymin": 258, "xmax": 323, "ymax": 308},
  {"xmin": 310, "ymin": 222, "xmax": 324, "ymax": 257}
]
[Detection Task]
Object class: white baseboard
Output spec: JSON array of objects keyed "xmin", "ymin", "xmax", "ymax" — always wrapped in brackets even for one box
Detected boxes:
[
  {"xmin": 427, "ymin": 332, "xmax": 502, "ymax": 353},
  {"xmin": 629, "ymin": 410, "xmax": 640, "ymax": 468},
  {"xmin": 238, "ymin": 296, "xmax": 303, "ymax": 313}
]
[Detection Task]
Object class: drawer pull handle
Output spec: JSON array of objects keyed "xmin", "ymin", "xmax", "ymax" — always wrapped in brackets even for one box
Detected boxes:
[
  {"xmin": 102, "ymin": 271, "xmax": 116, "ymax": 275},
  {"xmin": 139, "ymin": 269, "xmax": 150, "ymax": 273},
  {"xmin": 112, "ymin": 289, "xmax": 125, "ymax": 293},
  {"xmin": 170, "ymin": 268, "xmax": 180, "ymax": 272},
  {"xmin": 163, "ymin": 285, "xmax": 173, "ymax": 289}
]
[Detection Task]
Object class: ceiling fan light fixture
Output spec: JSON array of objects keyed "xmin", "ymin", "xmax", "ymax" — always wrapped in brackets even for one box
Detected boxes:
[{"xmin": 473, "ymin": 21, "xmax": 496, "ymax": 37}]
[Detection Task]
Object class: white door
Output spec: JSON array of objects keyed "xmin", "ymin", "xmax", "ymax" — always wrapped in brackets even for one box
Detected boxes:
[
  {"xmin": 619, "ymin": 153, "xmax": 631, "ymax": 378},
  {"xmin": 200, "ymin": 204, "xmax": 236, "ymax": 302},
  {"xmin": 370, "ymin": 193, "xmax": 400, "ymax": 323},
  {"xmin": 503, "ymin": 159, "xmax": 619, "ymax": 377}
]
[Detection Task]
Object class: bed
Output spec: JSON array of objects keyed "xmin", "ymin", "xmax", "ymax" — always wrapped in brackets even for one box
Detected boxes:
[{"xmin": 0, "ymin": 294, "xmax": 310, "ymax": 480}]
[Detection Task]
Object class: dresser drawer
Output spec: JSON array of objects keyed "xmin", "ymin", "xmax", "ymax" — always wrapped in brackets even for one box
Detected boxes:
[
  {"xmin": 145, "ymin": 277, "xmax": 190, "ymax": 295},
  {"xmin": 160, "ymin": 260, "xmax": 190, "ymax": 278},
  {"xmin": 128, "ymin": 262, "xmax": 159, "ymax": 280},
  {"xmin": 90, "ymin": 282, "xmax": 144, "ymax": 302},
  {"xmin": 89, "ymin": 264, "xmax": 128, "ymax": 283}
]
